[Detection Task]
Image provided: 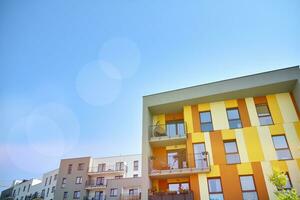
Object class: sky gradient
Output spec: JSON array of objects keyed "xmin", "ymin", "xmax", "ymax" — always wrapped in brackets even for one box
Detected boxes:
[{"xmin": 1, "ymin": 0, "xmax": 300, "ymax": 190}]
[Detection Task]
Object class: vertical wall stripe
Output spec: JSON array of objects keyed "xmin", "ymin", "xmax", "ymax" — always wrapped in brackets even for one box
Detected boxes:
[
  {"xmin": 235, "ymin": 129, "xmax": 249, "ymax": 163},
  {"xmin": 266, "ymin": 95, "xmax": 284, "ymax": 124},
  {"xmin": 199, "ymin": 174, "xmax": 209, "ymax": 200},
  {"xmin": 210, "ymin": 101, "xmax": 229, "ymax": 130},
  {"xmin": 152, "ymin": 147, "xmax": 167, "ymax": 170},
  {"xmin": 254, "ymin": 96, "xmax": 268, "ymax": 104},
  {"xmin": 242, "ymin": 127, "xmax": 264, "ymax": 161},
  {"xmin": 257, "ymin": 126, "xmax": 277, "ymax": 161},
  {"xmin": 192, "ymin": 105, "xmax": 200, "ymax": 132},
  {"xmin": 251, "ymin": 162, "xmax": 270, "ymax": 200},
  {"xmin": 237, "ymin": 99, "xmax": 251, "ymax": 127},
  {"xmin": 204, "ymin": 132, "xmax": 214, "ymax": 165},
  {"xmin": 187, "ymin": 132, "xmax": 195, "ymax": 168},
  {"xmin": 198, "ymin": 103, "xmax": 210, "ymax": 112},
  {"xmin": 245, "ymin": 98, "xmax": 260, "ymax": 126},
  {"xmin": 283, "ymin": 123, "xmax": 300, "ymax": 159},
  {"xmin": 210, "ymin": 131, "xmax": 226, "ymax": 165},
  {"xmin": 261, "ymin": 161, "xmax": 277, "ymax": 200},
  {"xmin": 277, "ymin": 93, "xmax": 299, "ymax": 123},
  {"xmin": 219, "ymin": 165, "xmax": 243, "ymax": 200},
  {"xmin": 184, "ymin": 106, "xmax": 194, "ymax": 133},
  {"xmin": 287, "ymin": 160, "xmax": 300, "ymax": 193},
  {"xmin": 271, "ymin": 160, "xmax": 288, "ymax": 172},
  {"xmin": 190, "ymin": 174, "xmax": 200, "ymax": 200},
  {"xmin": 165, "ymin": 113, "xmax": 184, "ymax": 122},
  {"xmin": 294, "ymin": 122, "xmax": 300, "ymax": 141},
  {"xmin": 225, "ymin": 99, "xmax": 238, "ymax": 108},
  {"xmin": 290, "ymin": 92, "xmax": 300, "ymax": 119}
]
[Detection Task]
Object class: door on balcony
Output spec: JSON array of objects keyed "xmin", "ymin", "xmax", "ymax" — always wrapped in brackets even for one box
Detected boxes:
[
  {"xmin": 168, "ymin": 182, "xmax": 190, "ymax": 193},
  {"xmin": 193, "ymin": 143, "xmax": 207, "ymax": 169},
  {"xmin": 166, "ymin": 121, "xmax": 185, "ymax": 137},
  {"xmin": 95, "ymin": 191, "xmax": 104, "ymax": 200},
  {"xmin": 96, "ymin": 177, "xmax": 104, "ymax": 186},
  {"xmin": 98, "ymin": 163, "xmax": 106, "ymax": 172},
  {"xmin": 167, "ymin": 150, "xmax": 186, "ymax": 169}
]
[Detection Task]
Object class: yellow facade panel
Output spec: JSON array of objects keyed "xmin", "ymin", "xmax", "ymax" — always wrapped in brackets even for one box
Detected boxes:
[
  {"xmin": 167, "ymin": 178, "xmax": 189, "ymax": 183},
  {"xmin": 237, "ymin": 163, "xmax": 253, "ymax": 175},
  {"xmin": 261, "ymin": 161, "xmax": 277, "ymax": 200},
  {"xmin": 210, "ymin": 101, "xmax": 229, "ymax": 130},
  {"xmin": 221, "ymin": 129, "xmax": 236, "ymax": 140},
  {"xmin": 152, "ymin": 114, "xmax": 165, "ymax": 125},
  {"xmin": 207, "ymin": 165, "xmax": 220, "ymax": 177},
  {"xmin": 198, "ymin": 103, "xmax": 210, "ymax": 112},
  {"xmin": 294, "ymin": 122, "xmax": 300, "ymax": 141},
  {"xmin": 235, "ymin": 129, "xmax": 249, "ymax": 163},
  {"xmin": 287, "ymin": 160, "xmax": 300, "ymax": 193},
  {"xmin": 166, "ymin": 144, "xmax": 186, "ymax": 151},
  {"xmin": 269, "ymin": 124, "xmax": 285, "ymax": 135},
  {"xmin": 242, "ymin": 127, "xmax": 264, "ymax": 162},
  {"xmin": 199, "ymin": 174, "xmax": 209, "ymax": 200},
  {"xmin": 271, "ymin": 160, "xmax": 288, "ymax": 172},
  {"xmin": 192, "ymin": 132, "xmax": 205, "ymax": 143},
  {"xmin": 283, "ymin": 123, "xmax": 300, "ymax": 159},
  {"xmin": 225, "ymin": 99, "xmax": 238, "ymax": 108},
  {"xmin": 204, "ymin": 132, "xmax": 214, "ymax": 165},
  {"xmin": 245, "ymin": 97, "xmax": 260, "ymax": 126},
  {"xmin": 276, "ymin": 93, "xmax": 299, "ymax": 123},
  {"xmin": 184, "ymin": 106, "xmax": 194, "ymax": 133},
  {"xmin": 266, "ymin": 95, "xmax": 284, "ymax": 124},
  {"xmin": 257, "ymin": 126, "xmax": 277, "ymax": 161}
]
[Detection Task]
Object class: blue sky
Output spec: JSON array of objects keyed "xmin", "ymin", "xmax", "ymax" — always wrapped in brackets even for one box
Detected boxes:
[{"xmin": 0, "ymin": 0, "xmax": 300, "ymax": 189}]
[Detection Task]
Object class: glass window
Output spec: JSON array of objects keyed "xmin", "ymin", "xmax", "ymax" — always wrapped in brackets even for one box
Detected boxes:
[
  {"xmin": 167, "ymin": 152, "xmax": 179, "ymax": 169},
  {"xmin": 54, "ymin": 174, "xmax": 57, "ymax": 181},
  {"xmin": 134, "ymin": 160, "xmax": 139, "ymax": 171},
  {"xmin": 129, "ymin": 189, "xmax": 138, "ymax": 196},
  {"xmin": 227, "ymin": 108, "xmax": 242, "ymax": 129},
  {"xmin": 96, "ymin": 177, "xmax": 105, "ymax": 185},
  {"xmin": 272, "ymin": 135, "xmax": 292, "ymax": 160},
  {"xmin": 200, "ymin": 111, "xmax": 213, "ymax": 132},
  {"xmin": 75, "ymin": 176, "xmax": 82, "ymax": 184},
  {"xmin": 193, "ymin": 143, "xmax": 208, "ymax": 169},
  {"xmin": 73, "ymin": 191, "xmax": 80, "ymax": 199},
  {"xmin": 110, "ymin": 188, "xmax": 118, "ymax": 197},
  {"xmin": 256, "ymin": 104, "xmax": 273, "ymax": 125},
  {"xmin": 240, "ymin": 176, "xmax": 258, "ymax": 200},
  {"xmin": 95, "ymin": 191, "xmax": 103, "ymax": 200},
  {"xmin": 67, "ymin": 164, "xmax": 72, "ymax": 174},
  {"xmin": 116, "ymin": 162, "xmax": 124, "ymax": 171},
  {"xmin": 23, "ymin": 186, "xmax": 26, "ymax": 192},
  {"xmin": 46, "ymin": 188, "xmax": 50, "ymax": 197},
  {"xmin": 115, "ymin": 175, "xmax": 123, "ymax": 179},
  {"xmin": 133, "ymin": 174, "xmax": 138, "ymax": 178},
  {"xmin": 208, "ymin": 178, "xmax": 223, "ymax": 200},
  {"xmin": 284, "ymin": 174, "xmax": 292, "ymax": 190},
  {"xmin": 224, "ymin": 141, "xmax": 240, "ymax": 164},
  {"xmin": 63, "ymin": 192, "xmax": 68, "ymax": 199},
  {"xmin": 49, "ymin": 176, "xmax": 52, "ymax": 185},
  {"xmin": 51, "ymin": 186, "xmax": 55, "ymax": 193},
  {"xmin": 98, "ymin": 163, "xmax": 106, "ymax": 172},
  {"xmin": 61, "ymin": 178, "xmax": 66, "ymax": 188},
  {"xmin": 166, "ymin": 121, "xmax": 185, "ymax": 137},
  {"xmin": 78, "ymin": 163, "xmax": 84, "ymax": 171}
]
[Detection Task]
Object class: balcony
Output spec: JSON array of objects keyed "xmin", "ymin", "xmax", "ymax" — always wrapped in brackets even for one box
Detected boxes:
[
  {"xmin": 149, "ymin": 153, "xmax": 210, "ymax": 178},
  {"xmin": 149, "ymin": 122, "xmax": 187, "ymax": 147},
  {"xmin": 85, "ymin": 180, "xmax": 107, "ymax": 190},
  {"xmin": 88, "ymin": 164, "xmax": 127, "ymax": 175},
  {"xmin": 149, "ymin": 191, "xmax": 194, "ymax": 200}
]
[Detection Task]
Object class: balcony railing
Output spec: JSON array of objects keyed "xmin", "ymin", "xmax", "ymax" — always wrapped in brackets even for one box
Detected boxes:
[
  {"xmin": 149, "ymin": 190, "xmax": 194, "ymax": 200},
  {"xmin": 149, "ymin": 122, "xmax": 187, "ymax": 140},
  {"xmin": 149, "ymin": 152, "xmax": 210, "ymax": 176},
  {"xmin": 88, "ymin": 164, "xmax": 127, "ymax": 174},
  {"xmin": 85, "ymin": 180, "xmax": 107, "ymax": 189}
]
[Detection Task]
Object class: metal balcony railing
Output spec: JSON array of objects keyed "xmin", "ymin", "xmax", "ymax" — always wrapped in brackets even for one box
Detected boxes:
[
  {"xmin": 149, "ymin": 122, "xmax": 187, "ymax": 140},
  {"xmin": 85, "ymin": 180, "xmax": 107, "ymax": 189},
  {"xmin": 149, "ymin": 152, "xmax": 210, "ymax": 175},
  {"xmin": 88, "ymin": 164, "xmax": 127, "ymax": 174},
  {"xmin": 149, "ymin": 190, "xmax": 194, "ymax": 200}
]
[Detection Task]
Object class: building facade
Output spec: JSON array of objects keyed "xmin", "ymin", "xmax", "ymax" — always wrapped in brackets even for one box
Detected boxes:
[
  {"xmin": 11, "ymin": 179, "xmax": 42, "ymax": 200},
  {"xmin": 141, "ymin": 66, "xmax": 300, "ymax": 199}
]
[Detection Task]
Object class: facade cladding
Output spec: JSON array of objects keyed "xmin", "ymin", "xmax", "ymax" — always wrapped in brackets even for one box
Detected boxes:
[{"xmin": 141, "ymin": 66, "xmax": 300, "ymax": 200}]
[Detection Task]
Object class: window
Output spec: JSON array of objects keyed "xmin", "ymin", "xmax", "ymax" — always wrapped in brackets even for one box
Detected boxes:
[
  {"xmin": 240, "ymin": 176, "xmax": 258, "ymax": 200},
  {"xmin": 45, "ymin": 177, "xmax": 48, "ymax": 186},
  {"xmin": 168, "ymin": 183, "xmax": 189, "ymax": 192},
  {"xmin": 61, "ymin": 178, "xmax": 66, "ymax": 188},
  {"xmin": 256, "ymin": 104, "xmax": 273, "ymax": 125},
  {"xmin": 27, "ymin": 184, "xmax": 30, "ymax": 192},
  {"xmin": 110, "ymin": 188, "xmax": 118, "ymax": 197},
  {"xmin": 96, "ymin": 177, "xmax": 105, "ymax": 185},
  {"xmin": 18, "ymin": 188, "xmax": 20, "ymax": 195},
  {"xmin": 133, "ymin": 174, "xmax": 138, "ymax": 178},
  {"xmin": 98, "ymin": 163, "xmax": 106, "ymax": 172},
  {"xmin": 49, "ymin": 176, "xmax": 52, "ymax": 185},
  {"xmin": 283, "ymin": 173, "xmax": 292, "ymax": 190},
  {"xmin": 115, "ymin": 162, "xmax": 124, "ymax": 171},
  {"xmin": 51, "ymin": 186, "xmax": 55, "ymax": 193},
  {"xmin": 63, "ymin": 192, "xmax": 68, "ymax": 199},
  {"xmin": 95, "ymin": 191, "xmax": 103, "ymax": 200},
  {"xmin": 41, "ymin": 189, "xmax": 45, "ymax": 198},
  {"xmin": 272, "ymin": 135, "xmax": 292, "ymax": 160},
  {"xmin": 199, "ymin": 111, "xmax": 213, "ymax": 132},
  {"xmin": 134, "ymin": 160, "xmax": 139, "ymax": 171},
  {"xmin": 129, "ymin": 189, "xmax": 138, "ymax": 196},
  {"xmin": 67, "ymin": 164, "xmax": 72, "ymax": 174},
  {"xmin": 46, "ymin": 188, "xmax": 50, "ymax": 197},
  {"xmin": 75, "ymin": 176, "xmax": 83, "ymax": 184},
  {"xmin": 23, "ymin": 186, "xmax": 26, "ymax": 192},
  {"xmin": 166, "ymin": 121, "xmax": 185, "ymax": 137},
  {"xmin": 208, "ymin": 178, "xmax": 224, "ymax": 200},
  {"xmin": 54, "ymin": 174, "xmax": 57, "ymax": 181},
  {"xmin": 224, "ymin": 140, "xmax": 241, "ymax": 164},
  {"xmin": 193, "ymin": 143, "xmax": 207, "ymax": 169},
  {"xmin": 115, "ymin": 175, "xmax": 123, "ymax": 179},
  {"xmin": 78, "ymin": 163, "xmax": 84, "ymax": 171},
  {"xmin": 227, "ymin": 108, "xmax": 242, "ymax": 129},
  {"xmin": 13, "ymin": 189, "xmax": 16, "ymax": 197},
  {"xmin": 73, "ymin": 191, "xmax": 80, "ymax": 199}
]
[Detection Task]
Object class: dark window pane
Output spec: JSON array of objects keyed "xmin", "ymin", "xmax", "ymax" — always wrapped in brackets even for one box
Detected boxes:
[
  {"xmin": 227, "ymin": 109, "xmax": 239, "ymax": 120},
  {"xmin": 224, "ymin": 142, "xmax": 238, "ymax": 153},
  {"xmin": 200, "ymin": 112, "xmax": 212, "ymax": 123},
  {"xmin": 226, "ymin": 154, "xmax": 240, "ymax": 164},
  {"xmin": 276, "ymin": 149, "xmax": 292, "ymax": 160},
  {"xmin": 256, "ymin": 105, "xmax": 270, "ymax": 116},
  {"xmin": 272, "ymin": 136, "xmax": 288, "ymax": 149},
  {"xmin": 242, "ymin": 192, "xmax": 258, "ymax": 200},
  {"xmin": 201, "ymin": 123, "xmax": 213, "ymax": 132},
  {"xmin": 208, "ymin": 179, "xmax": 222, "ymax": 193},
  {"xmin": 229, "ymin": 119, "xmax": 242, "ymax": 129}
]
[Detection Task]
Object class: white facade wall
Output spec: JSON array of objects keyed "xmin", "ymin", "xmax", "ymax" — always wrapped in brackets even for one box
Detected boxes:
[
  {"xmin": 12, "ymin": 179, "xmax": 41, "ymax": 200},
  {"xmin": 38, "ymin": 169, "xmax": 59, "ymax": 200}
]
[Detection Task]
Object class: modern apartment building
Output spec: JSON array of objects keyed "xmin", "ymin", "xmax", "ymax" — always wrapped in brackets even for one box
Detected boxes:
[
  {"xmin": 11, "ymin": 179, "xmax": 42, "ymax": 200},
  {"xmin": 54, "ymin": 154, "xmax": 142, "ymax": 200},
  {"xmin": 38, "ymin": 169, "xmax": 59, "ymax": 200},
  {"xmin": 141, "ymin": 66, "xmax": 300, "ymax": 199}
]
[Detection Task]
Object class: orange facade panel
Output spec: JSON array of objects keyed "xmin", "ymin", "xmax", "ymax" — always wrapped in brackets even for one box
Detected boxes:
[
  {"xmin": 192, "ymin": 105, "xmax": 200, "ymax": 132},
  {"xmin": 190, "ymin": 174, "xmax": 200, "ymax": 200},
  {"xmin": 237, "ymin": 99, "xmax": 251, "ymax": 127},
  {"xmin": 220, "ymin": 165, "xmax": 243, "ymax": 200},
  {"xmin": 251, "ymin": 162, "xmax": 269, "ymax": 200},
  {"xmin": 254, "ymin": 96, "xmax": 268, "ymax": 104},
  {"xmin": 210, "ymin": 131, "xmax": 226, "ymax": 165},
  {"xmin": 152, "ymin": 147, "xmax": 167, "ymax": 170},
  {"xmin": 165, "ymin": 112, "xmax": 184, "ymax": 122}
]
